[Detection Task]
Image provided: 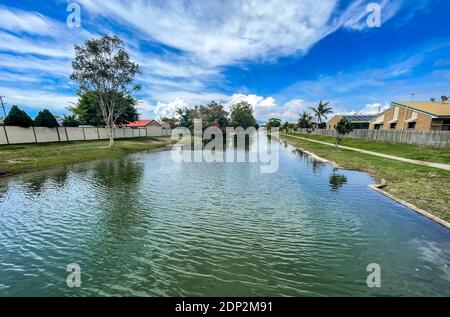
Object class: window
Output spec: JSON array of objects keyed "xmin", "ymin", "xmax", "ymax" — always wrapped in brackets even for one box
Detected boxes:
[
  {"xmin": 390, "ymin": 123, "xmax": 397, "ymax": 129},
  {"xmin": 442, "ymin": 119, "xmax": 450, "ymax": 131},
  {"xmin": 407, "ymin": 122, "xmax": 416, "ymax": 129},
  {"xmin": 374, "ymin": 124, "xmax": 383, "ymax": 130}
]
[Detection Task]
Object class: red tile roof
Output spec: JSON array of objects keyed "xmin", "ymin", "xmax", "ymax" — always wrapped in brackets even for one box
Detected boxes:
[{"xmin": 125, "ymin": 120, "xmax": 160, "ymax": 128}]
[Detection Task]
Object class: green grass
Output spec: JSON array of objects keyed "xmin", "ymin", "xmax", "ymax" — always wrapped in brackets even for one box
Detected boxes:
[
  {"xmin": 281, "ymin": 134, "xmax": 450, "ymax": 223},
  {"xmin": 0, "ymin": 137, "xmax": 171, "ymax": 176},
  {"xmin": 285, "ymin": 132, "xmax": 450, "ymax": 164}
]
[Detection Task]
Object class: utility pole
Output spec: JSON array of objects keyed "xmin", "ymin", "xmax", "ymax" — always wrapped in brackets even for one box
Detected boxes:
[{"xmin": 0, "ymin": 96, "xmax": 6, "ymax": 117}]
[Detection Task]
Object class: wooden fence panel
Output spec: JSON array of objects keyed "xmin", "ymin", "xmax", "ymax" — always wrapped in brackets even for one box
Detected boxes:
[{"xmin": 296, "ymin": 129, "xmax": 450, "ymax": 149}]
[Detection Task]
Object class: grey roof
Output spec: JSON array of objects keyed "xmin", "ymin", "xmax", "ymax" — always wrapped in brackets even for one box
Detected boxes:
[{"xmin": 340, "ymin": 115, "xmax": 377, "ymax": 122}]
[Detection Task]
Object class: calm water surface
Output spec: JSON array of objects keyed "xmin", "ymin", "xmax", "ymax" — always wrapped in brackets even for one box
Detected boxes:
[{"xmin": 0, "ymin": 138, "xmax": 449, "ymax": 296}]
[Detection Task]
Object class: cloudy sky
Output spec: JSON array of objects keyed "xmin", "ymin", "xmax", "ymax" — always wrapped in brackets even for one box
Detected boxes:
[{"xmin": 0, "ymin": 0, "xmax": 449, "ymax": 122}]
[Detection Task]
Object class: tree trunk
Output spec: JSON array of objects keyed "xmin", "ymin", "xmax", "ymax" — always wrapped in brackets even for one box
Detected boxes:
[
  {"xmin": 109, "ymin": 115, "xmax": 115, "ymax": 147},
  {"xmin": 109, "ymin": 126, "xmax": 114, "ymax": 147}
]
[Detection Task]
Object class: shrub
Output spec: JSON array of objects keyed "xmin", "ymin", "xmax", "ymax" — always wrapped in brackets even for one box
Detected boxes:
[
  {"xmin": 335, "ymin": 119, "xmax": 354, "ymax": 147},
  {"xmin": 4, "ymin": 105, "xmax": 34, "ymax": 127},
  {"xmin": 34, "ymin": 109, "xmax": 59, "ymax": 128},
  {"xmin": 62, "ymin": 115, "xmax": 80, "ymax": 127}
]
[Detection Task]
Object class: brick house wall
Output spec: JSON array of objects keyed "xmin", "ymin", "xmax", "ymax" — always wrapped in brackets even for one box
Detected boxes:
[
  {"xmin": 327, "ymin": 116, "xmax": 342, "ymax": 129},
  {"xmin": 373, "ymin": 105, "xmax": 434, "ymax": 131}
]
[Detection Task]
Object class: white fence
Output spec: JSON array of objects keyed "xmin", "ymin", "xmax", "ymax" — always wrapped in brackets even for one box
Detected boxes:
[
  {"xmin": 0, "ymin": 125, "xmax": 171, "ymax": 146},
  {"xmin": 294, "ymin": 129, "xmax": 450, "ymax": 149}
]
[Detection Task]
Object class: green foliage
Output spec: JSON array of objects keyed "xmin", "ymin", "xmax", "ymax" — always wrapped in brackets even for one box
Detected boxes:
[
  {"xmin": 298, "ymin": 111, "xmax": 313, "ymax": 129},
  {"xmin": 70, "ymin": 91, "xmax": 139, "ymax": 127},
  {"xmin": 70, "ymin": 35, "xmax": 141, "ymax": 146},
  {"xmin": 266, "ymin": 118, "xmax": 281, "ymax": 131},
  {"xmin": 34, "ymin": 109, "xmax": 59, "ymax": 128},
  {"xmin": 4, "ymin": 105, "xmax": 34, "ymax": 127},
  {"xmin": 309, "ymin": 100, "xmax": 333, "ymax": 126},
  {"xmin": 202, "ymin": 101, "xmax": 228, "ymax": 129},
  {"xmin": 176, "ymin": 101, "xmax": 228, "ymax": 130},
  {"xmin": 229, "ymin": 101, "xmax": 257, "ymax": 129},
  {"xmin": 160, "ymin": 117, "xmax": 178, "ymax": 129},
  {"xmin": 62, "ymin": 115, "xmax": 80, "ymax": 127},
  {"xmin": 335, "ymin": 118, "xmax": 354, "ymax": 147}
]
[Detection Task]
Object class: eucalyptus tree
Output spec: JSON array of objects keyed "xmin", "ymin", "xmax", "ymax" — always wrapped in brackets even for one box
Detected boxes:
[{"xmin": 70, "ymin": 35, "xmax": 141, "ymax": 147}]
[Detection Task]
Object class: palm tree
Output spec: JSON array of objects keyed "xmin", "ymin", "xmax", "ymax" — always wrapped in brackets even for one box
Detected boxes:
[
  {"xmin": 309, "ymin": 100, "xmax": 333, "ymax": 128},
  {"xmin": 297, "ymin": 111, "xmax": 313, "ymax": 129}
]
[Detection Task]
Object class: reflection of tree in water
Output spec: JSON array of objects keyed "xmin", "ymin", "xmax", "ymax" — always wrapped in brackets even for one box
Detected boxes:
[
  {"xmin": 23, "ymin": 168, "xmax": 71, "ymax": 196},
  {"xmin": 91, "ymin": 158, "xmax": 145, "ymax": 234},
  {"xmin": 329, "ymin": 171, "xmax": 348, "ymax": 192},
  {"xmin": 82, "ymin": 159, "xmax": 149, "ymax": 290},
  {"xmin": 292, "ymin": 149, "xmax": 324, "ymax": 174}
]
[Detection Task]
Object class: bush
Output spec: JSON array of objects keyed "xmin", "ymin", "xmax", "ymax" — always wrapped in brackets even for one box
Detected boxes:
[
  {"xmin": 62, "ymin": 115, "xmax": 80, "ymax": 127},
  {"xmin": 34, "ymin": 109, "xmax": 59, "ymax": 128},
  {"xmin": 4, "ymin": 105, "xmax": 34, "ymax": 127}
]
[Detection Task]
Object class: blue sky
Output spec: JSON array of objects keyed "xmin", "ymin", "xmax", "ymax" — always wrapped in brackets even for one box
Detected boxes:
[{"xmin": 0, "ymin": 0, "xmax": 449, "ymax": 122}]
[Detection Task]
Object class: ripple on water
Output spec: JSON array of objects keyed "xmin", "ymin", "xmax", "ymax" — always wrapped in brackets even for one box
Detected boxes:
[{"xmin": 0, "ymin": 141, "xmax": 449, "ymax": 296}]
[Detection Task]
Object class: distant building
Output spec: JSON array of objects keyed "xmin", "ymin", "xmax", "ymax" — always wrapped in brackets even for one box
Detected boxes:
[
  {"xmin": 369, "ymin": 101, "xmax": 450, "ymax": 131},
  {"xmin": 159, "ymin": 121, "xmax": 172, "ymax": 136},
  {"xmin": 125, "ymin": 119, "xmax": 162, "ymax": 136},
  {"xmin": 125, "ymin": 119, "xmax": 161, "ymax": 128},
  {"xmin": 327, "ymin": 115, "xmax": 377, "ymax": 130}
]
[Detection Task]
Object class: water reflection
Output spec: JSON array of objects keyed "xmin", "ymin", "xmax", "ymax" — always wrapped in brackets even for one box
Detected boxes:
[
  {"xmin": 23, "ymin": 168, "xmax": 71, "ymax": 196},
  {"xmin": 329, "ymin": 171, "xmax": 348, "ymax": 192},
  {"xmin": 0, "ymin": 139, "xmax": 450, "ymax": 296},
  {"xmin": 291, "ymin": 148, "xmax": 325, "ymax": 174}
]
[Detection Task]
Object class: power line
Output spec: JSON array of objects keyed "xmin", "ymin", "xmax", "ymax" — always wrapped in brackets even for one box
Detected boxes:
[{"xmin": 0, "ymin": 96, "xmax": 7, "ymax": 117}]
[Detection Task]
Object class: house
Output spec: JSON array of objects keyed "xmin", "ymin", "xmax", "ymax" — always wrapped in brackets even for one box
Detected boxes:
[
  {"xmin": 125, "ymin": 119, "xmax": 162, "ymax": 136},
  {"xmin": 125, "ymin": 119, "xmax": 160, "ymax": 128},
  {"xmin": 369, "ymin": 101, "xmax": 450, "ymax": 131},
  {"xmin": 327, "ymin": 115, "xmax": 377, "ymax": 130},
  {"xmin": 159, "ymin": 121, "xmax": 172, "ymax": 136}
]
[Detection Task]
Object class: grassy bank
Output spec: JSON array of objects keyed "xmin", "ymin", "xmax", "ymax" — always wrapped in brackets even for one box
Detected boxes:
[
  {"xmin": 281, "ymin": 133, "xmax": 450, "ymax": 223},
  {"xmin": 286, "ymin": 132, "xmax": 450, "ymax": 164},
  {"xmin": 0, "ymin": 137, "xmax": 171, "ymax": 177}
]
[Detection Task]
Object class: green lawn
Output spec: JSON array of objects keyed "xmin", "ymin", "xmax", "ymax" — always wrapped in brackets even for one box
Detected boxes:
[
  {"xmin": 285, "ymin": 132, "xmax": 450, "ymax": 164},
  {"xmin": 281, "ymin": 134, "xmax": 450, "ymax": 223},
  {"xmin": 0, "ymin": 137, "xmax": 171, "ymax": 177}
]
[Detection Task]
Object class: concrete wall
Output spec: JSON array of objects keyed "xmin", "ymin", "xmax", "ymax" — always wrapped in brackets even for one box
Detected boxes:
[
  {"xmin": 83, "ymin": 128, "xmax": 99, "ymax": 140},
  {"xmin": 98, "ymin": 128, "xmax": 110, "ymax": 139},
  {"xmin": 66, "ymin": 127, "xmax": 85, "ymax": 141},
  {"xmin": 35, "ymin": 127, "xmax": 60, "ymax": 143},
  {"xmin": 58, "ymin": 127, "xmax": 68, "ymax": 142},
  {"xmin": 147, "ymin": 125, "xmax": 163, "ymax": 136},
  {"xmin": 4, "ymin": 126, "xmax": 36, "ymax": 144},
  {"xmin": 0, "ymin": 126, "xmax": 8, "ymax": 145},
  {"xmin": 0, "ymin": 125, "xmax": 167, "ymax": 146}
]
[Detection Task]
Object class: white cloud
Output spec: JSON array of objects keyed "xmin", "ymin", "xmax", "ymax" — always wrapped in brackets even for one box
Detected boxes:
[
  {"xmin": 226, "ymin": 94, "xmax": 276, "ymax": 109},
  {"xmin": 350, "ymin": 102, "xmax": 390, "ymax": 115},
  {"xmin": 0, "ymin": 87, "xmax": 77, "ymax": 112},
  {"xmin": 79, "ymin": 0, "xmax": 339, "ymax": 66},
  {"xmin": 148, "ymin": 94, "xmax": 311, "ymax": 122},
  {"xmin": 154, "ymin": 98, "xmax": 188, "ymax": 119},
  {"xmin": 0, "ymin": 5, "xmax": 56, "ymax": 35}
]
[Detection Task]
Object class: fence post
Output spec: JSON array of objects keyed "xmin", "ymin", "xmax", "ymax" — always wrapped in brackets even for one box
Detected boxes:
[
  {"xmin": 56, "ymin": 127, "xmax": 61, "ymax": 142},
  {"xmin": 82, "ymin": 127, "xmax": 86, "ymax": 140},
  {"xmin": 64, "ymin": 127, "xmax": 69, "ymax": 142},
  {"xmin": 32, "ymin": 126, "xmax": 37, "ymax": 143},
  {"xmin": 97, "ymin": 127, "xmax": 100, "ymax": 140},
  {"xmin": 2, "ymin": 125, "xmax": 9, "ymax": 145}
]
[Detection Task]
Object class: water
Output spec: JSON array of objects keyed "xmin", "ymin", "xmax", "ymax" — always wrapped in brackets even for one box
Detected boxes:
[{"xmin": 0, "ymin": 137, "xmax": 449, "ymax": 296}]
